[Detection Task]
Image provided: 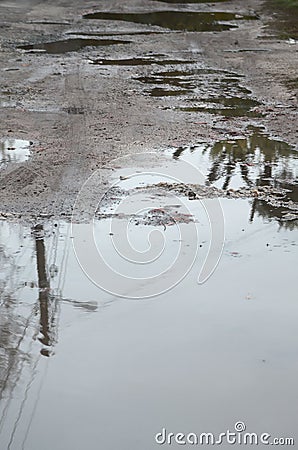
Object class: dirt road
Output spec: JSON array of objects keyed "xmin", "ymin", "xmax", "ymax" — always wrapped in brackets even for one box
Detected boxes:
[
  {"xmin": 0, "ymin": 3, "xmax": 298, "ymax": 449},
  {"xmin": 0, "ymin": 0, "xmax": 297, "ymax": 220}
]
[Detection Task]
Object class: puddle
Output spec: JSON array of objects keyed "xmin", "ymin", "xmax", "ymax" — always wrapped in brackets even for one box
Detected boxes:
[
  {"xmin": 134, "ymin": 67, "xmax": 257, "ymax": 114},
  {"xmin": 135, "ymin": 69, "xmax": 219, "ymax": 89},
  {"xmin": 167, "ymin": 127, "xmax": 298, "ymax": 224},
  {"xmin": 19, "ymin": 38, "xmax": 130, "ymax": 54},
  {"xmin": 0, "ymin": 139, "xmax": 31, "ymax": 165},
  {"xmin": 67, "ymin": 31, "xmax": 164, "ymax": 37},
  {"xmin": 181, "ymin": 96, "xmax": 261, "ymax": 117},
  {"xmin": 135, "ymin": 68, "xmax": 248, "ymax": 85},
  {"xmin": 149, "ymin": 87, "xmax": 191, "ymax": 96},
  {"xmin": 62, "ymin": 106, "xmax": 85, "ymax": 115},
  {"xmin": 83, "ymin": 11, "xmax": 257, "ymax": 32},
  {"xmin": 0, "ymin": 190, "xmax": 297, "ymax": 448},
  {"xmin": 28, "ymin": 21, "xmax": 72, "ymax": 25},
  {"xmin": 224, "ymin": 48, "xmax": 271, "ymax": 53},
  {"xmin": 90, "ymin": 57, "xmax": 194, "ymax": 66}
]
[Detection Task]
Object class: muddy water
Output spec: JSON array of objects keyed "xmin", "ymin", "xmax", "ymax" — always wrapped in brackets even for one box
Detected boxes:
[
  {"xmin": 180, "ymin": 97, "xmax": 261, "ymax": 117},
  {"xmin": 149, "ymin": 87, "xmax": 191, "ymax": 96},
  {"xmin": 91, "ymin": 57, "xmax": 194, "ymax": 66},
  {"xmin": 135, "ymin": 68, "xmax": 248, "ymax": 91},
  {"xmin": 83, "ymin": 11, "xmax": 257, "ymax": 32},
  {"xmin": 0, "ymin": 189, "xmax": 298, "ymax": 449},
  {"xmin": 135, "ymin": 67, "xmax": 260, "ymax": 116},
  {"xmin": 67, "ymin": 31, "xmax": 164, "ymax": 37},
  {"xmin": 19, "ymin": 38, "xmax": 130, "ymax": 54}
]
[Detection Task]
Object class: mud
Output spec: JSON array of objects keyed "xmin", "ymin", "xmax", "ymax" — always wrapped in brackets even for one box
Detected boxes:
[{"xmin": 88, "ymin": 124, "xmax": 298, "ymax": 227}]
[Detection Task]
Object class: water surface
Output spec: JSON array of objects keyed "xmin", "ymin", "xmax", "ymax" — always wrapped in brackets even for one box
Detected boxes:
[
  {"xmin": 0, "ymin": 193, "xmax": 297, "ymax": 449},
  {"xmin": 169, "ymin": 128, "xmax": 298, "ymax": 223},
  {"xmin": 19, "ymin": 38, "xmax": 130, "ymax": 54},
  {"xmin": 91, "ymin": 57, "xmax": 194, "ymax": 66},
  {"xmin": 83, "ymin": 11, "xmax": 257, "ymax": 32},
  {"xmin": 0, "ymin": 139, "xmax": 31, "ymax": 165},
  {"xmin": 135, "ymin": 67, "xmax": 259, "ymax": 116}
]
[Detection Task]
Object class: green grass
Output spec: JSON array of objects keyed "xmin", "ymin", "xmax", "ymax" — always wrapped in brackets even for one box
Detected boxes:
[{"xmin": 271, "ymin": 0, "xmax": 298, "ymax": 8}]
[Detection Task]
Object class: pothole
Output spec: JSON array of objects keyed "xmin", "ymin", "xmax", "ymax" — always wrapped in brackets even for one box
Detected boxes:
[
  {"xmin": 19, "ymin": 38, "xmax": 130, "ymax": 54},
  {"xmin": 149, "ymin": 87, "xmax": 191, "ymax": 96},
  {"xmin": 66, "ymin": 31, "xmax": 164, "ymax": 37},
  {"xmin": 180, "ymin": 96, "xmax": 262, "ymax": 117},
  {"xmin": 134, "ymin": 67, "xmax": 259, "ymax": 115},
  {"xmin": 83, "ymin": 11, "xmax": 257, "ymax": 32},
  {"xmin": 90, "ymin": 56, "xmax": 194, "ymax": 66}
]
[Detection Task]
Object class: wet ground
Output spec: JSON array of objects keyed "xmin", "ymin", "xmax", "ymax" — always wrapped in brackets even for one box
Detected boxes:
[{"xmin": 0, "ymin": 0, "xmax": 297, "ymax": 449}]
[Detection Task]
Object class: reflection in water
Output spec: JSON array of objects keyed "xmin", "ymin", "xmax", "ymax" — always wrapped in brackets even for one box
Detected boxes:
[
  {"xmin": 134, "ymin": 68, "xmax": 242, "ymax": 88},
  {"xmin": 0, "ymin": 221, "xmax": 99, "ymax": 447},
  {"xmin": 0, "ymin": 196, "xmax": 297, "ymax": 448},
  {"xmin": 83, "ymin": 11, "xmax": 257, "ymax": 32},
  {"xmin": 66, "ymin": 31, "xmax": 164, "ymax": 37},
  {"xmin": 33, "ymin": 225, "xmax": 57, "ymax": 357},
  {"xmin": 91, "ymin": 56, "xmax": 194, "ymax": 66},
  {"xmin": 135, "ymin": 68, "xmax": 257, "ymax": 115},
  {"xmin": 181, "ymin": 96, "xmax": 261, "ymax": 117},
  {"xmin": 171, "ymin": 128, "xmax": 298, "ymax": 225},
  {"xmin": 0, "ymin": 207, "xmax": 297, "ymax": 448},
  {"xmin": 149, "ymin": 87, "xmax": 190, "ymax": 96},
  {"xmin": 0, "ymin": 140, "xmax": 31, "ymax": 165}
]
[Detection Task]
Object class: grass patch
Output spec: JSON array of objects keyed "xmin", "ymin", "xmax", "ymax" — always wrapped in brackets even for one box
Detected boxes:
[{"xmin": 270, "ymin": 0, "xmax": 298, "ymax": 8}]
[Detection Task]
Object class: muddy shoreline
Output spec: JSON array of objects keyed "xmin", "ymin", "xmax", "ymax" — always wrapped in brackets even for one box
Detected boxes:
[{"xmin": 0, "ymin": 0, "xmax": 297, "ymax": 221}]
